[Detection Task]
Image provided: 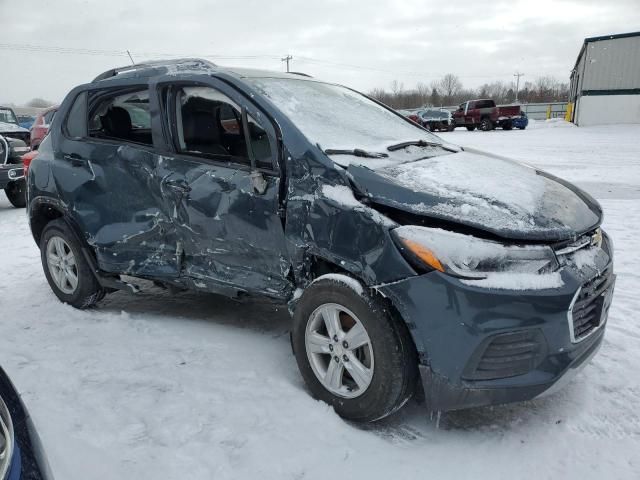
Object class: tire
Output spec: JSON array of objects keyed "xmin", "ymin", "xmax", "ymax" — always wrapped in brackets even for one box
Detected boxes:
[
  {"xmin": 503, "ymin": 121, "xmax": 513, "ymax": 130},
  {"xmin": 518, "ymin": 126, "xmax": 526, "ymax": 130},
  {"xmin": 428, "ymin": 123, "xmax": 436, "ymax": 132},
  {"xmin": 40, "ymin": 219, "xmax": 105, "ymax": 308},
  {"xmin": 4, "ymin": 180, "xmax": 26, "ymax": 208},
  {"xmin": 465, "ymin": 125, "xmax": 476, "ymax": 131},
  {"xmin": 292, "ymin": 277, "xmax": 418, "ymax": 422},
  {"xmin": 447, "ymin": 124, "xmax": 455, "ymax": 132},
  {"xmin": 480, "ymin": 118, "xmax": 494, "ymax": 131}
]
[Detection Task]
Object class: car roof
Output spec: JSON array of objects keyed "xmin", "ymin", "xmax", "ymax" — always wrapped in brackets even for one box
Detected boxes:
[{"xmin": 91, "ymin": 58, "xmax": 314, "ymax": 84}]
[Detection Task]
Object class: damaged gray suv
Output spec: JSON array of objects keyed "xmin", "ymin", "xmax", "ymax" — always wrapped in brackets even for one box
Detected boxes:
[{"xmin": 27, "ymin": 59, "xmax": 615, "ymax": 422}]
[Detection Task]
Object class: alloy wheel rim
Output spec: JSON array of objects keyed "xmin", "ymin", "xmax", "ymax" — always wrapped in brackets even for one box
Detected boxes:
[
  {"xmin": 46, "ymin": 236, "xmax": 78, "ymax": 294},
  {"xmin": 305, "ymin": 303, "xmax": 374, "ymax": 399}
]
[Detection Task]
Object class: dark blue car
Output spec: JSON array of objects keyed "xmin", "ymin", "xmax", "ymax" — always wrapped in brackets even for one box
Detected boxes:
[
  {"xmin": 27, "ymin": 59, "xmax": 614, "ymax": 421},
  {"xmin": 512, "ymin": 111, "xmax": 529, "ymax": 129},
  {"xmin": 0, "ymin": 368, "xmax": 52, "ymax": 480}
]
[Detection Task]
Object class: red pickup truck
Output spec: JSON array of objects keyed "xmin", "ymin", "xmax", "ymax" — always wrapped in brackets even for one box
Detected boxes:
[{"xmin": 452, "ymin": 99, "xmax": 521, "ymax": 131}]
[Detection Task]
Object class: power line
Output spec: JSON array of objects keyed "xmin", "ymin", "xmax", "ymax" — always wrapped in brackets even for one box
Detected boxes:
[{"xmin": 0, "ymin": 42, "xmax": 559, "ymax": 82}]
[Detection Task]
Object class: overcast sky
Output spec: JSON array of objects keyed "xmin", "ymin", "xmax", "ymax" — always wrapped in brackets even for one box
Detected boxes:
[{"xmin": 1, "ymin": 0, "xmax": 639, "ymax": 105}]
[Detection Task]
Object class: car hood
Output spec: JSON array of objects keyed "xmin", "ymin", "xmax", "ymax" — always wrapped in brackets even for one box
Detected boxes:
[
  {"xmin": 0, "ymin": 121, "xmax": 29, "ymax": 134},
  {"xmin": 346, "ymin": 148, "xmax": 602, "ymax": 242}
]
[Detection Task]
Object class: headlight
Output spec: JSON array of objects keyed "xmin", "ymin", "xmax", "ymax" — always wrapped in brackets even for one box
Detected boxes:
[{"xmin": 393, "ymin": 226, "xmax": 558, "ymax": 279}]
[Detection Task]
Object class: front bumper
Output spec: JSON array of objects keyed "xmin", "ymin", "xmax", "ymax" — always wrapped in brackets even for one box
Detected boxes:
[{"xmin": 378, "ymin": 242, "xmax": 615, "ymax": 412}]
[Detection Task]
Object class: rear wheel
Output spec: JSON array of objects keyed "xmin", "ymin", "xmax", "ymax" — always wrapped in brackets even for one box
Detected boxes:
[
  {"xmin": 466, "ymin": 125, "xmax": 476, "ymax": 131},
  {"xmin": 40, "ymin": 219, "xmax": 105, "ymax": 308},
  {"xmin": 292, "ymin": 277, "xmax": 418, "ymax": 422},
  {"xmin": 480, "ymin": 118, "xmax": 494, "ymax": 131},
  {"xmin": 4, "ymin": 180, "xmax": 26, "ymax": 208},
  {"xmin": 503, "ymin": 121, "xmax": 513, "ymax": 130}
]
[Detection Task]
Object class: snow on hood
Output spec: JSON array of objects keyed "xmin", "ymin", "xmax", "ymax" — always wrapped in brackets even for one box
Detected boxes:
[
  {"xmin": 347, "ymin": 148, "xmax": 602, "ymax": 241},
  {"xmin": 0, "ymin": 121, "xmax": 29, "ymax": 133}
]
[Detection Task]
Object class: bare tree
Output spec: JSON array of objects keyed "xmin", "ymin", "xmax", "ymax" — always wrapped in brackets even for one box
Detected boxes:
[
  {"xmin": 26, "ymin": 98, "xmax": 55, "ymax": 108},
  {"xmin": 438, "ymin": 74, "xmax": 462, "ymax": 100}
]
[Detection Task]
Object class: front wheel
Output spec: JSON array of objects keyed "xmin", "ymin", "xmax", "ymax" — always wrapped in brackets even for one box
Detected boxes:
[
  {"xmin": 292, "ymin": 277, "xmax": 418, "ymax": 422},
  {"xmin": 4, "ymin": 180, "xmax": 26, "ymax": 208},
  {"xmin": 40, "ymin": 219, "xmax": 105, "ymax": 308},
  {"xmin": 465, "ymin": 125, "xmax": 476, "ymax": 131}
]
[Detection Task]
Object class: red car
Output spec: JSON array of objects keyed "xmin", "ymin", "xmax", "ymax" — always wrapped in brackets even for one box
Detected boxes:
[
  {"xmin": 30, "ymin": 106, "xmax": 57, "ymax": 150},
  {"xmin": 452, "ymin": 99, "xmax": 521, "ymax": 131}
]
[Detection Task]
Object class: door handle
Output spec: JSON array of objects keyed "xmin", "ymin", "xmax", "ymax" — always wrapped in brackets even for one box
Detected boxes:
[
  {"xmin": 64, "ymin": 153, "xmax": 86, "ymax": 167},
  {"xmin": 163, "ymin": 179, "xmax": 192, "ymax": 194}
]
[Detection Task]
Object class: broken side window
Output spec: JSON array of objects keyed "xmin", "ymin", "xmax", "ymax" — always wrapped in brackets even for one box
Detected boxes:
[
  {"xmin": 175, "ymin": 86, "xmax": 272, "ymax": 169},
  {"xmin": 88, "ymin": 88, "xmax": 152, "ymax": 146}
]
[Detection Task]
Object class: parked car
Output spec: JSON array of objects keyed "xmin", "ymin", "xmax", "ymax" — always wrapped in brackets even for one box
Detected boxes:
[
  {"xmin": 452, "ymin": 99, "xmax": 522, "ymax": 131},
  {"xmin": 17, "ymin": 115, "xmax": 36, "ymax": 130},
  {"xmin": 0, "ymin": 366, "xmax": 53, "ymax": 479},
  {"xmin": 30, "ymin": 107, "xmax": 57, "ymax": 150},
  {"xmin": 0, "ymin": 107, "xmax": 30, "ymax": 146},
  {"xmin": 0, "ymin": 135, "xmax": 28, "ymax": 207},
  {"xmin": 397, "ymin": 109, "xmax": 421, "ymax": 124},
  {"xmin": 418, "ymin": 108, "xmax": 454, "ymax": 132},
  {"xmin": 512, "ymin": 111, "xmax": 529, "ymax": 130},
  {"xmin": 28, "ymin": 59, "xmax": 615, "ymax": 422}
]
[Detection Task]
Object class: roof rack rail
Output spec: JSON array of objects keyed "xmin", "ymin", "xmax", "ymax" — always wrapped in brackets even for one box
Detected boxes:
[{"xmin": 92, "ymin": 58, "xmax": 217, "ymax": 82}]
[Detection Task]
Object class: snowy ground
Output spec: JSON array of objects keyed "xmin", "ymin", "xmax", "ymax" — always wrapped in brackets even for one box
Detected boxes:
[{"xmin": 1, "ymin": 121, "xmax": 639, "ymax": 479}]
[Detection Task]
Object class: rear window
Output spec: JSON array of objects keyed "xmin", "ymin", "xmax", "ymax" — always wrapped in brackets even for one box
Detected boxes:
[
  {"xmin": 64, "ymin": 92, "xmax": 88, "ymax": 138},
  {"xmin": 475, "ymin": 100, "xmax": 495, "ymax": 109},
  {"xmin": 88, "ymin": 89, "xmax": 152, "ymax": 146}
]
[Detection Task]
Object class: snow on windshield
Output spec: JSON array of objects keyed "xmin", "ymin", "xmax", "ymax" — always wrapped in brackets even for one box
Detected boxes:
[{"xmin": 249, "ymin": 78, "xmax": 441, "ymax": 153}]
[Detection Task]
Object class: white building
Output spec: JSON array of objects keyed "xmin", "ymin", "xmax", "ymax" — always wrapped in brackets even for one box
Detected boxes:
[{"xmin": 569, "ymin": 31, "xmax": 640, "ymax": 126}]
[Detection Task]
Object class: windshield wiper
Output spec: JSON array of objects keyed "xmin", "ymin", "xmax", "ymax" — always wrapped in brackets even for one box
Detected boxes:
[
  {"xmin": 387, "ymin": 140, "xmax": 457, "ymax": 153},
  {"xmin": 324, "ymin": 148, "xmax": 389, "ymax": 158}
]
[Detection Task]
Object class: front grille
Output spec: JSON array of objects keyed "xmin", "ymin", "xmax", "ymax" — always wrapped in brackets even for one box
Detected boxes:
[
  {"xmin": 570, "ymin": 267, "xmax": 614, "ymax": 342},
  {"xmin": 2, "ymin": 131, "xmax": 30, "ymax": 146},
  {"xmin": 463, "ymin": 330, "xmax": 547, "ymax": 381}
]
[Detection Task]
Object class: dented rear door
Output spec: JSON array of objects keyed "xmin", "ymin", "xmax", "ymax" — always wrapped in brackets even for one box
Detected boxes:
[{"xmin": 52, "ymin": 86, "xmax": 181, "ymax": 277}]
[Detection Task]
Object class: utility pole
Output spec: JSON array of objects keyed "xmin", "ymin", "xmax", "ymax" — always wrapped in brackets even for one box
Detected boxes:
[
  {"xmin": 281, "ymin": 54, "xmax": 293, "ymax": 72},
  {"xmin": 513, "ymin": 72, "xmax": 524, "ymax": 103}
]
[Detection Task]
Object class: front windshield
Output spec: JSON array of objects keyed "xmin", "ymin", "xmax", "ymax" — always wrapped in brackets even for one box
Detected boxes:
[
  {"xmin": 0, "ymin": 108, "xmax": 18, "ymax": 125},
  {"xmin": 249, "ymin": 78, "xmax": 441, "ymax": 153}
]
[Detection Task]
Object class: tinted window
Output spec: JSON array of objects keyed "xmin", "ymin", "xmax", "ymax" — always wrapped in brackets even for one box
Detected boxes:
[
  {"xmin": 88, "ymin": 89, "xmax": 152, "ymax": 146},
  {"xmin": 64, "ymin": 92, "xmax": 88, "ymax": 138},
  {"xmin": 475, "ymin": 100, "xmax": 495, "ymax": 109},
  {"xmin": 176, "ymin": 86, "xmax": 272, "ymax": 169}
]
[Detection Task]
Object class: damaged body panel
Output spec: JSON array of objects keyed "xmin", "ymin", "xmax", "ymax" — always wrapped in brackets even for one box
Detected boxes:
[{"xmin": 28, "ymin": 59, "xmax": 615, "ymax": 419}]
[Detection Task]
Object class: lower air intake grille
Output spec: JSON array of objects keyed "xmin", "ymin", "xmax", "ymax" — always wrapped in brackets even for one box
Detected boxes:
[
  {"xmin": 463, "ymin": 330, "xmax": 547, "ymax": 381},
  {"xmin": 571, "ymin": 268, "xmax": 614, "ymax": 342}
]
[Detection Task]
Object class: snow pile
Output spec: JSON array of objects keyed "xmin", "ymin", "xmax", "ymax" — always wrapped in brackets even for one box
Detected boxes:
[{"xmin": 528, "ymin": 118, "xmax": 576, "ymax": 129}]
